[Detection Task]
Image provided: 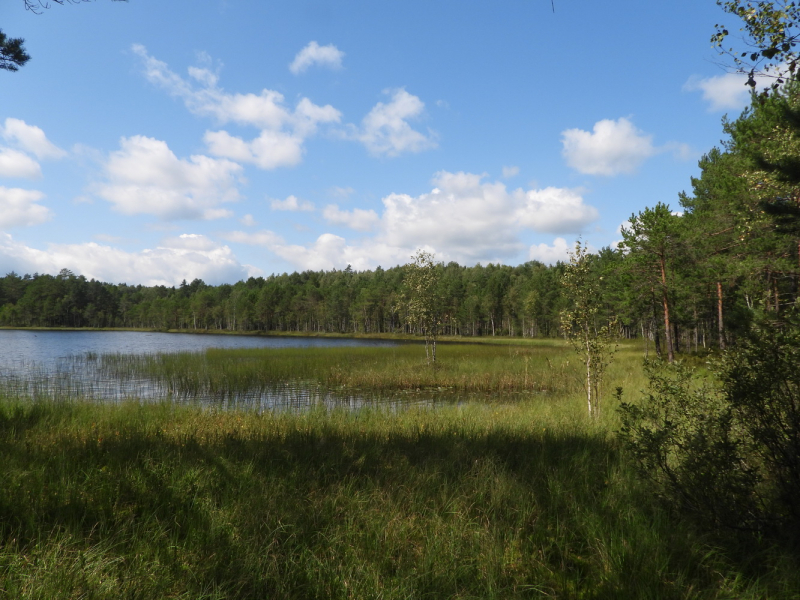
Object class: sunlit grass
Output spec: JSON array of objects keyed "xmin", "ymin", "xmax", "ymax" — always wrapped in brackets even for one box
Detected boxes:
[{"xmin": 99, "ymin": 339, "xmax": 630, "ymax": 401}]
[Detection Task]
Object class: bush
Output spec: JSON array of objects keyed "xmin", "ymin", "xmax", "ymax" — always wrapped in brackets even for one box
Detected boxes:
[{"xmin": 618, "ymin": 312, "xmax": 800, "ymax": 543}]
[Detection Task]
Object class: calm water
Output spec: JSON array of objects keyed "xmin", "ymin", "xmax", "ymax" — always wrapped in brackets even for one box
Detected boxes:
[
  {"xmin": 0, "ymin": 330, "xmax": 396, "ymax": 365},
  {"xmin": 0, "ymin": 330, "xmax": 405, "ymax": 411}
]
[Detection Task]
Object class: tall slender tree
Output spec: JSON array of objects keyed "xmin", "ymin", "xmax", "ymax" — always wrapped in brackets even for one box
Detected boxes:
[
  {"xmin": 620, "ymin": 204, "xmax": 685, "ymax": 363},
  {"xmin": 402, "ymin": 250, "xmax": 443, "ymax": 363},
  {"xmin": 560, "ymin": 241, "xmax": 618, "ymax": 417}
]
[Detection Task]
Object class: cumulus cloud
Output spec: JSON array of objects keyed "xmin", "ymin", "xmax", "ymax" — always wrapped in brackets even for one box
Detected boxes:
[
  {"xmin": 322, "ymin": 204, "xmax": 380, "ymax": 231},
  {"xmin": 222, "ymin": 229, "xmax": 404, "ymax": 272},
  {"xmin": 379, "ymin": 171, "xmax": 597, "ymax": 260},
  {"xmin": 348, "ymin": 89, "xmax": 437, "ymax": 157},
  {"xmin": 240, "ymin": 213, "xmax": 256, "ymax": 226},
  {"xmin": 0, "ymin": 148, "xmax": 42, "ymax": 179},
  {"xmin": 96, "ymin": 135, "xmax": 243, "ymax": 220},
  {"xmin": 132, "ymin": 44, "xmax": 341, "ymax": 170},
  {"xmin": 0, "ymin": 187, "xmax": 52, "ymax": 228},
  {"xmin": 1, "ymin": 118, "xmax": 66, "ymax": 159},
  {"xmin": 561, "ymin": 117, "xmax": 657, "ymax": 176},
  {"xmin": 270, "ymin": 195, "xmax": 315, "ymax": 212},
  {"xmin": 222, "ymin": 171, "xmax": 599, "ymax": 271},
  {"xmin": 683, "ymin": 72, "xmax": 772, "ymax": 112},
  {"xmin": 528, "ymin": 237, "xmax": 571, "ymax": 265},
  {"xmin": 0, "ymin": 232, "xmax": 257, "ymax": 286},
  {"xmin": 203, "ymin": 129, "xmax": 305, "ymax": 170},
  {"xmin": 289, "ymin": 41, "xmax": 345, "ymax": 74}
]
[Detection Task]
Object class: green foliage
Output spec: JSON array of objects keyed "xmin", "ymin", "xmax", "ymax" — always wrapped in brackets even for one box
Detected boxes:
[
  {"xmin": 620, "ymin": 203, "xmax": 686, "ymax": 362},
  {"xmin": 619, "ymin": 312, "xmax": 800, "ymax": 542},
  {"xmin": 713, "ymin": 0, "xmax": 800, "ymax": 90},
  {"xmin": 560, "ymin": 242, "xmax": 618, "ymax": 417},
  {"xmin": 402, "ymin": 250, "xmax": 443, "ymax": 362},
  {"xmin": 0, "ymin": 29, "xmax": 30, "ymax": 72}
]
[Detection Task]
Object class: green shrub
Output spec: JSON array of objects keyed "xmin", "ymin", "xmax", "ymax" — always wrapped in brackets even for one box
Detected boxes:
[{"xmin": 619, "ymin": 312, "xmax": 800, "ymax": 543}]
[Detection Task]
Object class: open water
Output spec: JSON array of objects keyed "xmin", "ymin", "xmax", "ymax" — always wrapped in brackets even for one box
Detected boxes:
[{"xmin": 0, "ymin": 330, "xmax": 404, "ymax": 411}]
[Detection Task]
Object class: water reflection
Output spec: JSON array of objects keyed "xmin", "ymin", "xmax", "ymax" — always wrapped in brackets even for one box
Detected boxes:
[{"xmin": 0, "ymin": 344, "xmax": 451, "ymax": 412}]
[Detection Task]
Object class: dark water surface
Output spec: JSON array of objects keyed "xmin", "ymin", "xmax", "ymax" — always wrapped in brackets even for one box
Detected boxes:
[{"xmin": 0, "ymin": 330, "xmax": 405, "ymax": 410}]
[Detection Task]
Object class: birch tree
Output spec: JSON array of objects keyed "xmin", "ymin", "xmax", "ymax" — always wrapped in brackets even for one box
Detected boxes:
[
  {"xmin": 403, "ymin": 250, "xmax": 442, "ymax": 364},
  {"xmin": 560, "ymin": 241, "xmax": 618, "ymax": 418}
]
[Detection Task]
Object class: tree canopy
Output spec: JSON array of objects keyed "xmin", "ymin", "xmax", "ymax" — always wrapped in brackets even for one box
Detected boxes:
[
  {"xmin": 714, "ymin": 0, "xmax": 800, "ymax": 90},
  {"xmin": 0, "ymin": 29, "xmax": 30, "ymax": 71}
]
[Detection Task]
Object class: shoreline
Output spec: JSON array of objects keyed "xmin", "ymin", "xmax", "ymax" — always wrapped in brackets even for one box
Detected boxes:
[{"xmin": 0, "ymin": 325, "xmax": 562, "ymax": 346}]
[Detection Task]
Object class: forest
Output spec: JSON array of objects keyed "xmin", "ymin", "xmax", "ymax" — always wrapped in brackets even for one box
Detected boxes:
[{"xmin": 2, "ymin": 77, "xmax": 799, "ymax": 360}]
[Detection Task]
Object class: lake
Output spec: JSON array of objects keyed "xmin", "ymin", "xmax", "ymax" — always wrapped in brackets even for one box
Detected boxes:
[{"xmin": 0, "ymin": 330, "xmax": 404, "ymax": 411}]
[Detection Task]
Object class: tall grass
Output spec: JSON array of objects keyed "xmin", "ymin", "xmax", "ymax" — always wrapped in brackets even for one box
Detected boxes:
[
  {"xmin": 1, "ymin": 342, "xmax": 796, "ymax": 598},
  {"xmin": 0, "ymin": 393, "xmax": 797, "ymax": 599},
  {"xmin": 100, "ymin": 340, "xmax": 604, "ymax": 402}
]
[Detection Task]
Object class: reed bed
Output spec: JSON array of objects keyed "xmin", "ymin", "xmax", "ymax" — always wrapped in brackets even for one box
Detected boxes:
[{"xmin": 99, "ymin": 341, "xmax": 599, "ymax": 402}]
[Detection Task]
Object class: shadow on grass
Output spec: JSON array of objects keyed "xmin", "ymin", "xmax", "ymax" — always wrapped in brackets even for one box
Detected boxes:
[{"xmin": 0, "ymin": 408, "xmax": 797, "ymax": 599}]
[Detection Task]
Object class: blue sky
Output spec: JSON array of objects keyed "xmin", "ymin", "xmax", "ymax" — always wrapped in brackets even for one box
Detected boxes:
[{"xmin": 1, "ymin": 0, "xmax": 759, "ymax": 285}]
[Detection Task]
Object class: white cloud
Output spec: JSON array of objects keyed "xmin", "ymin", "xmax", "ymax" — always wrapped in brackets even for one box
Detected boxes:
[
  {"xmin": 0, "ymin": 148, "xmax": 42, "ymax": 179},
  {"xmin": 0, "ymin": 232, "xmax": 257, "ymax": 286},
  {"xmin": 160, "ymin": 233, "xmax": 220, "ymax": 251},
  {"xmin": 222, "ymin": 230, "xmax": 404, "ymax": 272},
  {"xmin": 270, "ymin": 195, "xmax": 315, "ymax": 212},
  {"xmin": 502, "ymin": 165, "xmax": 519, "ymax": 178},
  {"xmin": 528, "ymin": 237, "xmax": 571, "ymax": 265},
  {"xmin": 561, "ymin": 117, "xmax": 656, "ymax": 176},
  {"xmin": 188, "ymin": 65, "xmax": 219, "ymax": 87},
  {"xmin": 96, "ymin": 135, "xmax": 243, "ymax": 220},
  {"xmin": 240, "ymin": 213, "xmax": 256, "ymax": 227},
  {"xmin": 322, "ymin": 204, "xmax": 380, "ymax": 231},
  {"xmin": 223, "ymin": 171, "xmax": 598, "ymax": 271},
  {"xmin": 682, "ymin": 72, "xmax": 774, "ymax": 112},
  {"xmin": 289, "ymin": 41, "xmax": 345, "ymax": 74},
  {"xmin": 348, "ymin": 89, "xmax": 437, "ymax": 157},
  {"xmin": 133, "ymin": 44, "xmax": 341, "ymax": 170},
  {"xmin": 204, "ymin": 129, "xmax": 305, "ymax": 170},
  {"xmin": 379, "ymin": 172, "xmax": 596, "ymax": 260},
  {"xmin": 1, "ymin": 118, "xmax": 66, "ymax": 159},
  {"xmin": 683, "ymin": 73, "xmax": 749, "ymax": 112},
  {"xmin": 222, "ymin": 230, "xmax": 284, "ymax": 247},
  {"xmin": 0, "ymin": 187, "xmax": 52, "ymax": 228}
]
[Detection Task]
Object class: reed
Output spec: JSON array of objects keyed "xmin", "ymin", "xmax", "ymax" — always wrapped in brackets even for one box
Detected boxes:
[{"xmin": 99, "ymin": 340, "xmax": 603, "ymax": 401}]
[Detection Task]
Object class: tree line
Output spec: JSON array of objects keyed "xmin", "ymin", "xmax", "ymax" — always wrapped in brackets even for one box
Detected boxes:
[
  {"xmin": 2, "ymin": 80, "xmax": 800, "ymax": 354},
  {"xmin": 0, "ymin": 260, "xmax": 567, "ymax": 339}
]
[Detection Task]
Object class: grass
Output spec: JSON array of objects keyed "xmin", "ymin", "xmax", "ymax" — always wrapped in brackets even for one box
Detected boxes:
[
  {"xmin": 0, "ymin": 342, "xmax": 798, "ymax": 598},
  {"xmin": 99, "ymin": 339, "xmax": 626, "ymax": 402}
]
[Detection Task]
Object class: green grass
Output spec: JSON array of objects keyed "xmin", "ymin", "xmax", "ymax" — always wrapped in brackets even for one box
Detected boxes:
[
  {"xmin": 1, "ymin": 344, "xmax": 797, "ymax": 598},
  {"xmin": 100, "ymin": 339, "xmax": 616, "ymax": 401}
]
